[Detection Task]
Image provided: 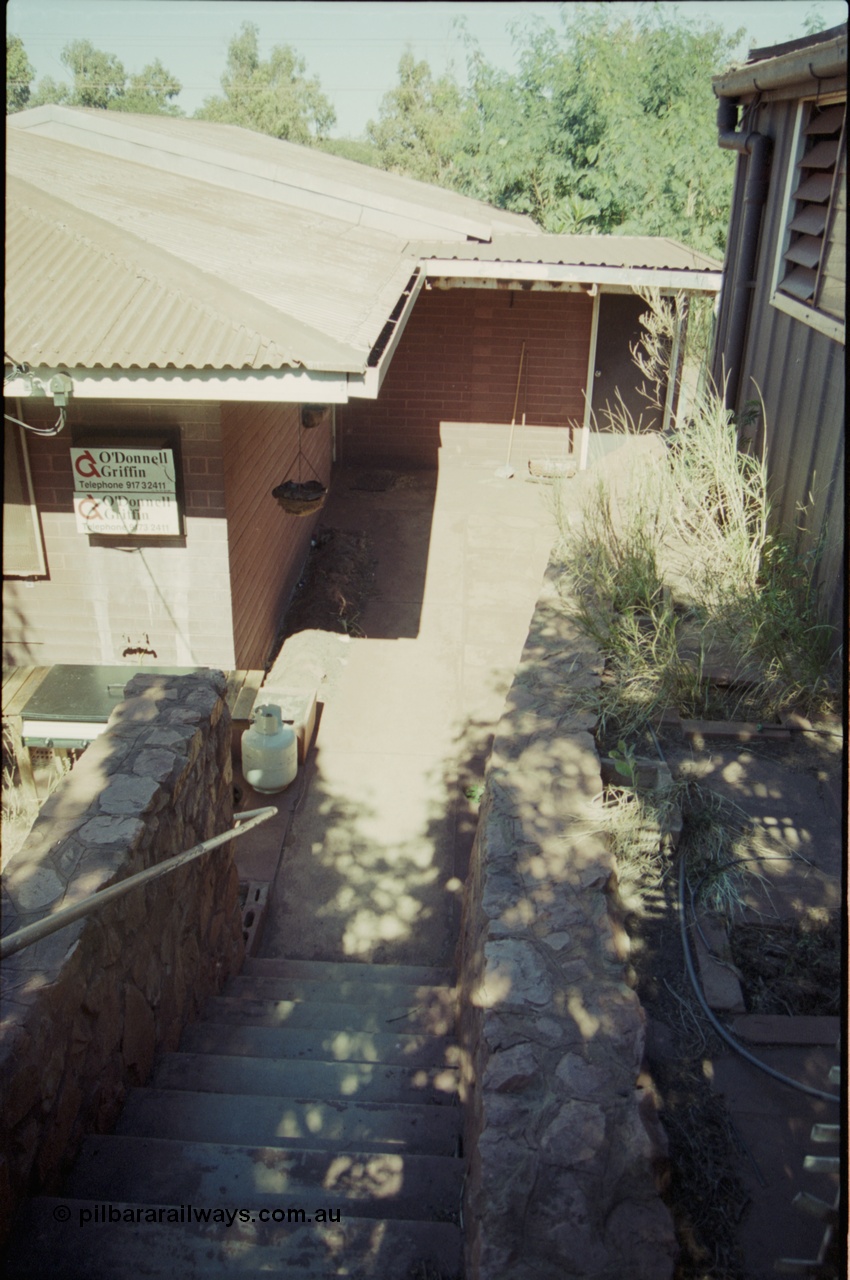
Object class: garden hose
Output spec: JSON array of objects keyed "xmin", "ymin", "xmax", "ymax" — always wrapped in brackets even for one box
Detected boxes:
[{"xmin": 677, "ymin": 855, "xmax": 840, "ymax": 1105}]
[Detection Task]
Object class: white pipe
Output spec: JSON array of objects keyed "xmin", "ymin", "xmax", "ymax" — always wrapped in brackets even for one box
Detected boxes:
[{"xmin": 579, "ymin": 292, "xmax": 601, "ymax": 471}]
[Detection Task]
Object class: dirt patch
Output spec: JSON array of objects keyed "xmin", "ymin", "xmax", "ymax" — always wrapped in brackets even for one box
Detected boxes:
[
  {"xmin": 268, "ymin": 527, "xmax": 377, "ymax": 658},
  {"xmin": 630, "ymin": 870, "xmax": 750, "ymax": 1280},
  {"xmin": 729, "ymin": 917, "xmax": 842, "ymax": 1017},
  {"xmin": 614, "ymin": 724, "xmax": 843, "ymax": 1279}
]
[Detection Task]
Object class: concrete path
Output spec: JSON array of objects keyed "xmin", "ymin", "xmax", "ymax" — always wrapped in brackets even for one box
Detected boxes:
[{"xmin": 259, "ymin": 445, "xmax": 559, "ymax": 967}]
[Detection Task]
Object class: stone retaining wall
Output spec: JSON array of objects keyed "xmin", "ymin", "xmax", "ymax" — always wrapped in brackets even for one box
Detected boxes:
[
  {"xmin": 457, "ymin": 563, "xmax": 676, "ymax": 1280},
  {"xmin": 0, "ymin": 672, "xmax": 244, "ymax": 1244}
]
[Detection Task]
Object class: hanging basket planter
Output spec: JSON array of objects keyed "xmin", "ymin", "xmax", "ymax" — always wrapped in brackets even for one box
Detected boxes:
[
  {"xmin": 271, "ymin": 479, "xmax": 327, "ymax": 517},
  {"xmin": 301, "ymin": 404, "xmax": 328, "ymax": 430}
]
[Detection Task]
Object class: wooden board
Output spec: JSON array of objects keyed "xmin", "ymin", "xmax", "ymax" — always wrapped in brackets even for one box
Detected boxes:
[
  {"xmin": 2, "ymin": 667, "xmax": 52, "ymax": 717},
  {"xmin": 681, "ymin": 719, "xmax": 790, "ymax": 743}
]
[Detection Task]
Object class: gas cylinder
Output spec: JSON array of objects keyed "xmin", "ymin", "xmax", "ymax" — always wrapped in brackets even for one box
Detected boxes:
[{"xmin": 241, "ymin": 704, "xmax": 298, "ymax": 793}]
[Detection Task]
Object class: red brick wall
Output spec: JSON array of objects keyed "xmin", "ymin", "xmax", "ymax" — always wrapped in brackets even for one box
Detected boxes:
[
  {"xmin": 338, "ymin": 287, "xmax": 593, "ymax": 467},
  {"xmin": 3, "ymin": 401, "xmax": 235, "ymax": 668},
  {"xmin": 221, "ymin": 402, "xmax": 332, "ymax": 670}
]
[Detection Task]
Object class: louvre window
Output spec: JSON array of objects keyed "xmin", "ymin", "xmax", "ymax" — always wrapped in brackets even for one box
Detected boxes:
[{"xmin": 779, "ymin": 100, "xmax": 846, "ymax": 321}]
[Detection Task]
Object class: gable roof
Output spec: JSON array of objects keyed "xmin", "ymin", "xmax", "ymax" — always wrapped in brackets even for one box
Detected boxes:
[
  {"xmin": 5, "ymin": 106, "xmax": 722, "ymax": 397},
  {"xmin": 5, "ymin": 107, "xmax": 541, "ymax": 384}
]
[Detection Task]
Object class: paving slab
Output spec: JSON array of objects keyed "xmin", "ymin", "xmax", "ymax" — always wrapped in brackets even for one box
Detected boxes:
[
  {"xmin": 258, "ymin": 461, "xmax": 557, "ymax": 966},
  {"xmin": 710, "ymin": 1045, "xmax": 840, "ymax": 1280}
]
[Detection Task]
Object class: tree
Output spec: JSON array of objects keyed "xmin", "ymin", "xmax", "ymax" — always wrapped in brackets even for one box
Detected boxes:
[
  {"xmin": 23, "ymin": 40, "xmax": 182, "ymax": 116},
  {"xmin": 316, "ymin": 137, "xmax": 379, "ymax": 166},
  {"xmin": 28, "ymin": 76, "xmax": 71, "ymax": 109},
  {"xmin": 6, "ymin": 34, "xmax": 35, "ymax": 113},
  {"xmin": 450, "ymin": 5, "xmax": 743, "ymax": 252},
  {"xmin": 60, "ymin": 39, "xmax": 126, "ymax": 109},
  {"xmin": 110, "ymin": 60, "xmax": 183, "ymax": 115},
  {"xmin": 802, "ymin": 6, "xmax": 829, "ymax": 35},
  {"xmin": 366, "ymin": 51, "xmax": 466, "ymax": 184},
  {"xmin": 196, "ymin": 23, "xmax": 335, "ymax": 142}
]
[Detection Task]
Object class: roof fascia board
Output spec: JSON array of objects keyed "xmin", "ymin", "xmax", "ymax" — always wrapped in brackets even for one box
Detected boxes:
[
  {"xmin": 370, "ymin": 270, "xmax": 426, "ymax": 396},
  {"xmin": 422, "ymin": 261, "xmax": 723, "ymax": 292},
  {"xmin": 9, "ymin": 107, "xmax": 498, "ymax": 242},
  {"xmin": 4, "ymin": 368, "xmax": 351, "ymax": 403},
  {"xmin": 712, "ymin": 29, "xmax": 846, "ymax": 97}
]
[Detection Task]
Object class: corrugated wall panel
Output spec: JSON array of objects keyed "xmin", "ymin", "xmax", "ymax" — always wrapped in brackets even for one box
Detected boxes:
[
  {"xmin": 718, "ymin": 95, "xmax": 845, "ymax": 629},
  {"xmin": 221, "ymin": 403, "xmax": 332, "ymax": 670}
]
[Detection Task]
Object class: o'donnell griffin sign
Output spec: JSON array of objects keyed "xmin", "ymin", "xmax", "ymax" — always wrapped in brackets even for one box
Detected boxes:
[{"xmin": 71, "ymin": 447, "xmax": 181, "ymax": 536}]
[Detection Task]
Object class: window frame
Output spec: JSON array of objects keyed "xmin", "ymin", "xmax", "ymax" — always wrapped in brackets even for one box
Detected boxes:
[{"xmin": 769, "ymin": 92, "xmax": 846, "ymax": 345}]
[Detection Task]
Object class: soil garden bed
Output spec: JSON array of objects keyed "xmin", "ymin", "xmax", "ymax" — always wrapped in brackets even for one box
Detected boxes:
[{"xmin": 729, "ymin": 917, "xmax": 842, "ymax": 1018}]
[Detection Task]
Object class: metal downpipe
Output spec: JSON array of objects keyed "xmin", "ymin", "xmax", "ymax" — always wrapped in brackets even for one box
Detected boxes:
[{"xmin": 713, "ymin": 98, "xmax": 772, "ymax": 412}]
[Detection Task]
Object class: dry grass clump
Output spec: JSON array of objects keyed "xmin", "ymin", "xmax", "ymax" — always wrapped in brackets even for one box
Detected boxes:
[{"xmin": 553, "ymin": 291, "xmax": 837, "ymax": 742}]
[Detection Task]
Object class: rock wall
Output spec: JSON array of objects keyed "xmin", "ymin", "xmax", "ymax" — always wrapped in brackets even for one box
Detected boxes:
[
  {"xmin": 457, "ymin": 563, "xmax": 676, "ymax": 1280},
  {"xmin": 0, "ymin": 671, "xmax": 244, "ymax": 1244}
]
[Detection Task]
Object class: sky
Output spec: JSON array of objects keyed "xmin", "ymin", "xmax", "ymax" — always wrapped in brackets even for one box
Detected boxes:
[{"xmin": 7, "ymin": 0, "xmax": 848, "ymax": 138}]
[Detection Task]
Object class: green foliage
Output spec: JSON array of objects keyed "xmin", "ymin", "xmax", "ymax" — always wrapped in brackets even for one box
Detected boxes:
[
  {"xmin": 6, "ymin": 34, "xmax": 35, "ymax": 113},
  {"xmin": 366, "ymin": 51, "xmax": 466, "ymax": 184},
  {"xmin": 195, "ymin": 22, "xmax": 335, "ymax": 142},
  {"xmin": 61, "ymin": 38, "xmax": 126, "ymax": 109},
  {"xmin": 315, "ymin": 137, "xmax": 379, "ymax": 167},
  {"xmin": 28, "ymin": 76, "xmax": 71, "ymax": 108},
  {"xmin": 110, "ymin": 60, "xmax": 183, "ymax": 116},
  {"xmin": 555, "ymin": 292, "xmax": 836, "ymax": 739},
  {"xmin": 802, "ymin": 6, "xmax": 829, "ymax": 35},
  {"xmin": 23, "ymin": 39, "xmax": 182, "ymax": 116},
  {"xmin": 366, "ymin": 5, "xmax": 742, "ymax": 251}
]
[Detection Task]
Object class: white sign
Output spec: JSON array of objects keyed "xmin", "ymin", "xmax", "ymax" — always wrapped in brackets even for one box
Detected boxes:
[
  {"xmin": 71, "ymin": 447, "xmax": 180, "ymax": 536},
  {"xmin": 72, "ymin": 493, "xmax": 181, "ymax": 536}
]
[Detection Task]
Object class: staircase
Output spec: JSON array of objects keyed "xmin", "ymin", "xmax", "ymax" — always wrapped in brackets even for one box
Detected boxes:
[{"xmin": 5, "ymin": 958, "xmax": 465, "ymax": 1279}]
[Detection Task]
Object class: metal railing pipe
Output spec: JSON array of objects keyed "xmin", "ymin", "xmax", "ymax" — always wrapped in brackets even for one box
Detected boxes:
[{"xmin": 0, "ymin": 807, "xmax": 277, "ymax": 960}]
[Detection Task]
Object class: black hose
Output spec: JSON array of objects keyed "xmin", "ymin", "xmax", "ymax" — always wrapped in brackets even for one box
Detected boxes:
[{"xmin": 677, "ymin": 856, "xmax": 839, "ymax": 1105}]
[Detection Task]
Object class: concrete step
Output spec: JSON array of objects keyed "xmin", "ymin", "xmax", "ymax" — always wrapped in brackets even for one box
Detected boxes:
[
  {"xmin": 246, "ymin": 957, "xmax": 455, "ymax": 987},
  {"xmin": 5, "ymin": 1200, "xmax": 463, "ymax": 1279},
  {"xmin": 202, "ymin": 994, "xmax": 455, "ymax": 1037},
  {"xmin": 222, "ymin": 974, "xmax": 458, "ymax": 1013},
  {"xmin": 117, "ymin": 1088, "xmax": 462, "ymax": 1157},
  {"xmin": 154, "ymin": 1052, "xmax": 460, "ymax": 1105},
  {"xmin": 65, "ymin": 1135, "xmax": 465, "ymax": 1222},
  {"xmin": 180, "ymin": 1020, "xmax": 461, "ymax": 1068}
]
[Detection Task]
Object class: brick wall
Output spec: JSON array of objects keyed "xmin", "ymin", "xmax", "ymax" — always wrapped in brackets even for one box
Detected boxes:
[
  {"xmin": 338, "ymin": 288, "xmax": 593, "ymax": 467},
  {"xmin": 3, "ymin": 401, "xmax": 235, "ymax": 668},
  {"xmin": 221, "ymin": 402, "xmax": 332, "ymax": 670}
]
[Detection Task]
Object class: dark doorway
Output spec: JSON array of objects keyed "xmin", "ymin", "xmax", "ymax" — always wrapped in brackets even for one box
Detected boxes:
[{"xmin": 591, "ymin": 293, "xmax": 666, "ymax": 431}]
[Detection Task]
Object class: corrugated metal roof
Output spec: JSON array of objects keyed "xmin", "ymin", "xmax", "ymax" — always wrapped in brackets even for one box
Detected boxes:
[
  {"xmin": 4, "ymin": 108, "xmax": 722, "ymax": 377},
  {"xmin": 6, "ymin": 131, "xmax": 423, "ymax": 370},
  {"xmin": 406, "ymin": 234, "xmax": 724, "ymax": 273},
  {"xmin": 9, "ymin": 106, "xmax": 539, "ymax": 241},
  {"xmin": 5, "ymin": 178, "xmax": 368, "ymax": 371}
]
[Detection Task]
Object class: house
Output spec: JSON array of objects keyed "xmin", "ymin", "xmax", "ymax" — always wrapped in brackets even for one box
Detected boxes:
[
  {"xmin": 711, "ymin": 22, "xmax": 846, "ymax": 630},
  {"xmin": 5, "ymin": 105, "xmax": 722, "ymax": 674}
]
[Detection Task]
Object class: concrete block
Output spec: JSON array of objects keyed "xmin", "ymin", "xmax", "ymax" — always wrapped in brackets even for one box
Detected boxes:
[{"xmin": 693, "ymin": 914, "xmax": 746, "ymax": 1013}]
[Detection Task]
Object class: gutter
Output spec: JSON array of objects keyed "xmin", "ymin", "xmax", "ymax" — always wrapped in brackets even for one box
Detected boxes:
[
  {"xmin": 712, "ymin": 99, "xmax": 772, "ymax": 411},
  {"xmin": 712, "ymin": 27, "xmax": 847, "ymax": 98}
]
